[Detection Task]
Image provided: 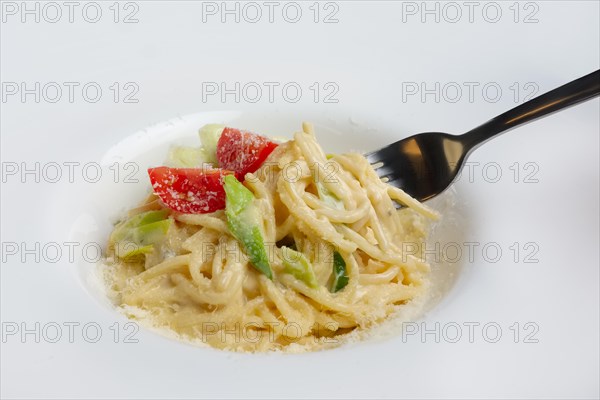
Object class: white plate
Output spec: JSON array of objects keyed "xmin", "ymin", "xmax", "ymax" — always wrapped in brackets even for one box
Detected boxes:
[
  {"xmin": 2, "ymin": 2, "xmax": 598, "ymax": 398},
  {"xmin": 68, "ymin": 110, "xmax": 469, "ymax": 339}
]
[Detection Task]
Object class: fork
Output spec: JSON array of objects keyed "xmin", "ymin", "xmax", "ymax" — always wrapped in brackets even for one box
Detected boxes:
[{"xmin": 366, "ymin": 70, "xmax": 600, "ymax": 202}]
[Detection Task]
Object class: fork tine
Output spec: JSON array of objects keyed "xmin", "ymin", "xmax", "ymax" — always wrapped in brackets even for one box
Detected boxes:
[
  {"xmin": 364, "ymin": 151, "xmax": 381, "ymax": 163},
  {"xmin": 365, "ymin": 146, "xmax": 407, "ymax": 208},
  {"xmin": 365, "ymin": 145, "xmax": 391, "ymax": 162},
  {"xmin": 365, "ymin": 142, "xmax": 399, "ymax": 164},
  {"xmin": 371, "ymin": 161, "xmax": 384, "ymax": 170},
  {"xmin": 373, "ymin": 165, "xmax": 396, "ymax": 179}
]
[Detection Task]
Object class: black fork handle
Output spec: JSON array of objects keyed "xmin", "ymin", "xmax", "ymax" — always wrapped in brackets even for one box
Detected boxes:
[{"xmin": 462, "ymin": 69, "xmax": 600, "ymax": 148}]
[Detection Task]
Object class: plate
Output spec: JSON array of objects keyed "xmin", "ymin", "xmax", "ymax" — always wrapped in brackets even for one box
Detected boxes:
[{"xmin": 68, "ymin": 110, "xmax": 470, "ymax": 342}]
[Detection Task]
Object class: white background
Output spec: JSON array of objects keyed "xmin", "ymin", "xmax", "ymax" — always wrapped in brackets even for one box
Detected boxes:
[{"xmin": 1, "ymin": 1, "xmax": 599, "ymax": 398}]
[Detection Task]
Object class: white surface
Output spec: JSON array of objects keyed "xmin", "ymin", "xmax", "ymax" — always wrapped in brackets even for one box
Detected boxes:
[{"xmin": 1, "ymin": 1, "xmax": 599, "ymax": 399}]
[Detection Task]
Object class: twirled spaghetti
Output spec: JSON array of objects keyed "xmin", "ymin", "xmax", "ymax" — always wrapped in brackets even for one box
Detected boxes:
[{"xmin": 102, "ymin": 123, "xmax": 439, "ymax": 352}]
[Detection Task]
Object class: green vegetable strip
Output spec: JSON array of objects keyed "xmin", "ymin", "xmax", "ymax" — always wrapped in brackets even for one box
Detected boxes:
[
  {"xmin": 330, "ymin": 251, "xmax": 349, "ymax": 293},
  {"xmin": 313, "ymin": 173, "xmax": 348, "ymax": 292},
  {"xmin": 316, "ymin": 182, "xmax": 344, "ymax": 210},
  {"xmin": 168, "ymin": 146, "xmax": 207, "ymax": 167},
  {"xmin": 111, "ymin": 209, "xmax": 170, "ymax": 242},
  {"xmin": 111, "ymin": 210, "xmax": 171, "ymax": 259},
  {"xmin": 115, "ymin": 242, "xmax": 154, "ymax": 259},
  {"xmin": 281, "ymin": 246, "xmax": 318, "ymax": 288},
  {"xmin": 198, "ymin": 124, "xmax": 224, "ymax": 165},
  {"xmin": 130, "ymin": 220, "xmax": 171, "ymax": 246},
  {"xmin": 224, "ymin": 175, "xmax": 273, "ymax": 279}
]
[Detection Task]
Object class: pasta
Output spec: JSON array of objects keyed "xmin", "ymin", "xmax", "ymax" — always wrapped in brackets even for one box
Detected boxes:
[{"xmin": 102, "ymin": 123, "xmax": 439, "ymax": 352}]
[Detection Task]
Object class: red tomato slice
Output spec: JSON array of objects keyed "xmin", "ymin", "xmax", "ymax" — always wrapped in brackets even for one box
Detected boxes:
[
  {"xmin": 148, "ymin": 167, "xmax": 234, "ymax": 214},
  {"xmin": 216, "ymin": 127, "xmax": 278, "ymax": 179}
]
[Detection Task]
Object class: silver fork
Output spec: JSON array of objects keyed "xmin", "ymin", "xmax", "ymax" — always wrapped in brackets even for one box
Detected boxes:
[{"xmin": 366, "ymin": 70, "xmax": 600, "ymax": 202}]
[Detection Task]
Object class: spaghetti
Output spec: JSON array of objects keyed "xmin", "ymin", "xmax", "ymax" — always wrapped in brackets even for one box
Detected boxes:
[{"xmin": 102, "ymin": 123, "xmax": 439, "ymax": 352}]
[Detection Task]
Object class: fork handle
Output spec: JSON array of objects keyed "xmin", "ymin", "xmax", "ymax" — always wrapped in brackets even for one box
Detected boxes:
[{"xmin": 462, "ymin": 69, "xmax": 600, "ymax": 147}]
